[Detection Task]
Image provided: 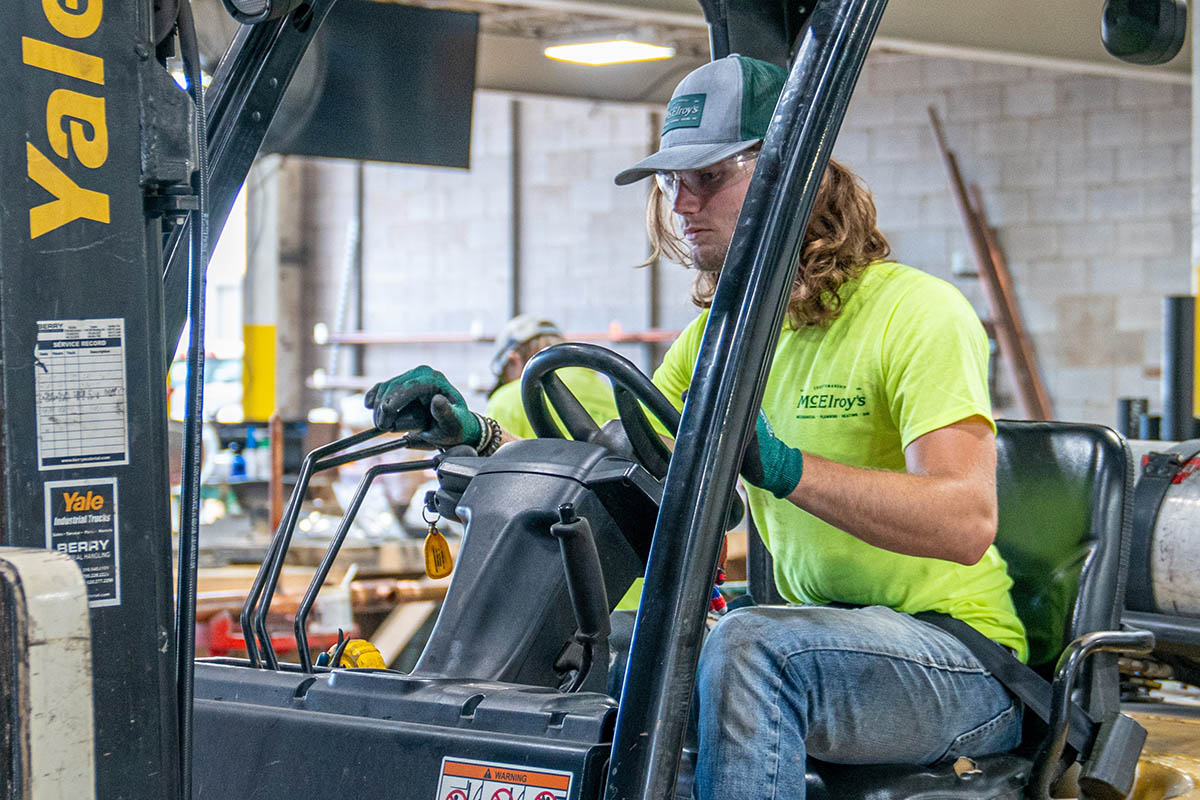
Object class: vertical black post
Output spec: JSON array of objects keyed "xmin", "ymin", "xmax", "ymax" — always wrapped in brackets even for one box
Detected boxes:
[
  {"xmin": 509, "ymin": 98, "xmax": 523, "ymax": 319},
  {"xmin": 604, "ymin": 2, "xmax": 889, "ymax": 798},
  {"xmin": 353, "ymin": 160, "xmax": 367, "ymax": 378},
  {"xmin": 1162, "ymin": 296, "xmax": 1194, "ymax": 441},
  {"xmin": 0, "ymin": 3, "xmax": 180, "ymax": 798},
  {"xmin": 745, "ymin": 516, "xmax": 786, "ymax": 605},
  {"xmin": 1116, "ymin": 397, "xmax": 1148, "ymax": 438}
]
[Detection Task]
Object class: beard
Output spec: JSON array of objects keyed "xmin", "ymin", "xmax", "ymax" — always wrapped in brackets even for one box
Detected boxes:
[{"xmin": 690, "ymin": 238, "xmax": 730, "ymax": 274}]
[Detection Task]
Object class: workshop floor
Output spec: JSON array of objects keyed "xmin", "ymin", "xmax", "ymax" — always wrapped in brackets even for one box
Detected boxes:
[{"xmin": 1126, "ymin": 704, "xmax": 1200, "ymax": 799}]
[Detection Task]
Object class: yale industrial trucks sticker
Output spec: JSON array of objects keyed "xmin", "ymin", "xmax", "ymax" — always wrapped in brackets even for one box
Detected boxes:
[
  {"xmin": 34, "ymin": 318, "xmax": 129, "ymax": 470},
  {"xmin": 44, "ymin": 477, "xmax": 120, "ymax": 608},
  {"xmin": 436, "ymin": 757, "xmax": 573, "ymax": 800}
]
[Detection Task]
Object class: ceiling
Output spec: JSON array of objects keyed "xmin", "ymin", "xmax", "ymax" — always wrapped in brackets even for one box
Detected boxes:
[
  {"xmin": 446, "ymin": 0, "xmax": 1193, "ymax": 103},
  {"xmin": 196, "ymin": 0, "xmax": 1192, "ymax": 107}
]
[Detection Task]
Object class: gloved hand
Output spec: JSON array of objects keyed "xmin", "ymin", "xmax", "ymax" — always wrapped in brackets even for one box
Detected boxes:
[
  {"xmin": 740, "ymin": 410, "xmax": 804, "ymax": 499},
  {"xmin": 364, "ymin": 366, "xmax": 482, "ymax": 449}
]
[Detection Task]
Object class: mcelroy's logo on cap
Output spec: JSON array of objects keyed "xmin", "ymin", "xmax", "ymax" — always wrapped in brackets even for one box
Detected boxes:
[{"xmin": 663, "ymin": 93, "xmax": 705, "ymax": 134}]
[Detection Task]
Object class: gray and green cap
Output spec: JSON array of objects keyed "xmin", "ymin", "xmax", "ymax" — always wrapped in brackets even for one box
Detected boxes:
[{"xmin": 614, "ymin": 54, "xmax": 786, "ymax": 186}]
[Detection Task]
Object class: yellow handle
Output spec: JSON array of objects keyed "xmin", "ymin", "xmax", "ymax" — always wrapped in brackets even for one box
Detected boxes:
[{"xmin": 424, "ymin": 526, "xmax": 454, "ymax": 579}]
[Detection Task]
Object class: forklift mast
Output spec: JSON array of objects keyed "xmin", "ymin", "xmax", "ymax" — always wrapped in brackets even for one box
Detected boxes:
[{"xmin": 0, "ymin": 2, "xmax": 187, "ymax": 797}]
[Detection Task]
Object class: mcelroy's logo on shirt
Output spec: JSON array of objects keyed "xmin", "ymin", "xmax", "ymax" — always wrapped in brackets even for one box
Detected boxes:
[
  {"xmin": 795, "ymin": 385, "xmax": 869, "ymax": 419},
  {"xmin": 663, "ymin": 93, "xmax": 705, "ymax": 133}
]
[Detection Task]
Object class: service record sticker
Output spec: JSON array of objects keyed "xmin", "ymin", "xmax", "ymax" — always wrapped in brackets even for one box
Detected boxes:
[
  {"xmin": 34, "ymin": 318, "xmax": 129, "ymax": 471},
  {"xmin": 44, "ymin": 477, "xmax": 119, "ymax": 608},
  {"xmin": 436, "ymin": 756, "xmax": 572, "ymax": 800}
]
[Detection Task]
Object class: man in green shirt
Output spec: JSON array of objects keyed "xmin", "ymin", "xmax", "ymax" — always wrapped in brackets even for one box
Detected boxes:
[{"xmin": 612, "ymin": 54, "xmax": 1025, "ymax": 799}]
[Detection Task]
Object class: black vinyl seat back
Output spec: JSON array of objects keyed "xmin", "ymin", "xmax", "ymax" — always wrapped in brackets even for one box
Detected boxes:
[
  {"xmin": 992, "ymin": 420, "xmax": 1133, "ymax": 718},
  {"xmin": 796, "ymin": 421, "xmax": 1137, "ymax": 800}
]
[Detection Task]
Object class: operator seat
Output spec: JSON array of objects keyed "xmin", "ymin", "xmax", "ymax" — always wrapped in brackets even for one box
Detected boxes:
[{"xmin": 793, "ymin": 421, "xmax": 1140, "ymax": 799}]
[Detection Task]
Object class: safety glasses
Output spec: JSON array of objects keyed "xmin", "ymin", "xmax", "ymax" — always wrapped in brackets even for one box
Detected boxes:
[{"xmin": 654, "ymin": 151, "xmax": 759, "ymax": 204}]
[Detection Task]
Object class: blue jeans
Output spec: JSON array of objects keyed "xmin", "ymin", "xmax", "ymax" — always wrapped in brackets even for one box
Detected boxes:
[{"xmin": 693, "ymin": 604, "xmax": 1023, "ymax": 800}]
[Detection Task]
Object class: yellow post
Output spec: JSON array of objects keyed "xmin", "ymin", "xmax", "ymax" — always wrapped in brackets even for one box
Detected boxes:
[
  {"xmin": 242, "ymin": 157, "xmax": 280, "ymax": 423},
  {"xmin": 242, "ymin": 323, "xmax": 276, "ymax": 422}
]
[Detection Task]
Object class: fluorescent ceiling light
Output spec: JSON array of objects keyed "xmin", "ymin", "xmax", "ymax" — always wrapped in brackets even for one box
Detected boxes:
[{"xmin": 544, "ymin": 39, "xmax": 675, "ymax": 66}]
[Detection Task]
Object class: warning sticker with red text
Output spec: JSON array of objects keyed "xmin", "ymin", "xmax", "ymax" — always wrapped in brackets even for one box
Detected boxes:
[{"xmin": 436, "ymin": 756, "xmax": 572, "ymax": 800}]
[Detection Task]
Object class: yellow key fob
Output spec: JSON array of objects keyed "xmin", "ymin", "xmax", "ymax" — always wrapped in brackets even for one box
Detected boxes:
[{"xmin": 424, "ymin": 525, "xmax": 454, "ymax": 578}]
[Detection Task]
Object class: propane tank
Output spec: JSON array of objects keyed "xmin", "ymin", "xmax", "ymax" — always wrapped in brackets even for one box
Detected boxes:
[{"xmin": 1127, "ymin": 438, "xmax": 1200, "ymax": 616}]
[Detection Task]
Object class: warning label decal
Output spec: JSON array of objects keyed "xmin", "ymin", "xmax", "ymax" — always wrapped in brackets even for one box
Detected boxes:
[
  {"xmin": 436, "ymin": 757, "xmax": 572, "ymax": 800},
  {"xmin": 44, "ymin": 477, "xmax": 120, "ymax": 608}
]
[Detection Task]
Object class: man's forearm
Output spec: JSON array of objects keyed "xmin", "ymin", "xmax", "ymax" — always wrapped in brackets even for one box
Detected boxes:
[{"xmin": 785, "ymin": 452, "xmax": 997, "ymax": 565}]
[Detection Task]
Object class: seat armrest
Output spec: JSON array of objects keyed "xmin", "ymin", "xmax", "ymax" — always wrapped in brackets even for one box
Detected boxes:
[{"xmin": 1030, "ymin": 628, "xmax": 1155, "ymax": 799}]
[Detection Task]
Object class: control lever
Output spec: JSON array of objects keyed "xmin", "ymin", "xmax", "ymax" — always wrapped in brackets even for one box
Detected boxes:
[{"xmin": 551, "ymin": 503, "xmax": 611, "ymax": 692}]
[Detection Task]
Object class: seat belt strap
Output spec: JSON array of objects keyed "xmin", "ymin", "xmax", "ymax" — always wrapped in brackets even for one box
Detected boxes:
[{"xmin": 914, "ymin": 611, "xmax": 1095, "ymax": 755}]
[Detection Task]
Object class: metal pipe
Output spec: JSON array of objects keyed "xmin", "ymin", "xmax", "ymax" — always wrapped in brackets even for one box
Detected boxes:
[
  {"xmin": 1162, "ymin": 295, "xmax": 1195, "ymax": 441},
  {"xmin": 323, "ymin": 195, "xmax": 362, "ymax": 409},
  {"xmin": 510, "ymin": 98, "xmax": 523, "ymax": 318},
  {"xmin": 174, "ymin": 3, "xmax": 208, "ymax": 797},
  {"xmin": 353, "ymin": 160, "xmax": 367, "ymax": 379},
  {"xmin": 603, "ymin": 2, "xmax": 888, "ymax": 797},
  {"xmin": 646, "ymin": 111, "xmax": 664, "ymax": 370},
  {"xmin": 313, "ymin": 327, "xmax": 684, "ymax": 345},
  {"xmin": 1116, "ymin": 397, "xmax": 1149, "ymax": 438}
]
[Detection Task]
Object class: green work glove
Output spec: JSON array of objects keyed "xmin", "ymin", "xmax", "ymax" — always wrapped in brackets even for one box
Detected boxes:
[
  {"xmin": 740, "ymin": 410, "xmax": 804, "ymax": 499},
  {"xmin": 364, "ymin": 366, "xmax": 482, "ymax": 449}
]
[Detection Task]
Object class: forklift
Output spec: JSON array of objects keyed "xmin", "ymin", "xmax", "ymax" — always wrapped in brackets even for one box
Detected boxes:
[{"xmin": 0, "ymin": 0, "xmax": 1191, "ymax": 798}]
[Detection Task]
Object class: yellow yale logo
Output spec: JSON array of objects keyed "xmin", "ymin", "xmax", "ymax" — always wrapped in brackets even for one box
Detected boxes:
[
  {"xmin": 62, "ymin": 490, "xmax": 104, "ymax": 512},
  {"xmin": 23, "ymin": 0, "xmax": 110, "ymax": 239}
]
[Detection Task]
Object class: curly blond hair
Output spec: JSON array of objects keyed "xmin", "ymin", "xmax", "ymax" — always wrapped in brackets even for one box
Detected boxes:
[{"xmin": 644, "ymin": 158, "xmax": 890, "ymax": 328}]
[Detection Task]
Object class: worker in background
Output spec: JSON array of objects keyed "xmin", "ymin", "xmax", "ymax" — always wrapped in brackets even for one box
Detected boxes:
[
  {"xmin": 365, "ymin": 55, "xmax": 1025, "ymax": 800},
  {"xmin": 484, "ymin": 314, "xmax": 618, "ymax": 441},
  {"xmin": 482, "ymin": 313, "xmax": 641, "ymax": 611}
]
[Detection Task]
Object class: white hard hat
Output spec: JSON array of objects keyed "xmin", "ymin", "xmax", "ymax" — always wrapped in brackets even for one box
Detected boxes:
[{"xmin": 490, "ymin": 315, "xmax": 563, "ymax": 376}]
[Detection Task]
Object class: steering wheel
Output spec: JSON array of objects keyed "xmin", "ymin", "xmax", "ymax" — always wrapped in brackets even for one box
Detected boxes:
[{"xmin": 520, "ymin": 342, "xmax": 680, "ymax": 478}]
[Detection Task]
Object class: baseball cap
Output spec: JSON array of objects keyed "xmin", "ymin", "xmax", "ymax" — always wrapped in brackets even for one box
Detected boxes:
[
  {"xmin": 614, "ymin": 54, "xmax": 786, "ymax": 186},
  {"xmin": 490, "ymin": 314, "xmax": 563, "ymax": 376}
]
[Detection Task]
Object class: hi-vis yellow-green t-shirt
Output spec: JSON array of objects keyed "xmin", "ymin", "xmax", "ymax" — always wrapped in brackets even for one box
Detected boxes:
[
  {"xmin": 486, "ymin": 367, "xmax": 619, "ymax": 441},
  {"xmin": 652, "ymin": 261, "xmax": 1028, "ymax": 661}
]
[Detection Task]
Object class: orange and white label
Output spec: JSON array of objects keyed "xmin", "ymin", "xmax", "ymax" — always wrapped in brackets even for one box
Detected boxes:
[{"xmin": 436, "ymin": 757, "xmax": 572, "ymax": 800}]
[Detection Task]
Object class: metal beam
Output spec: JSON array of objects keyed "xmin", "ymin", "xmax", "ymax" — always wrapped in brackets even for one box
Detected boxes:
[
  {"xmin": 164, "ymin": 1, "xmax": 338, "ymax": 362},
  {"xmin": 605, "ymin": 0, "xmax": 889, "ymax": 796}
]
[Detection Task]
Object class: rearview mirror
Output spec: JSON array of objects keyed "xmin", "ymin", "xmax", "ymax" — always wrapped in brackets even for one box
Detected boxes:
[{"xmin": 1102, "ymin": 0, "xmax": 1188, "ymax": 65}]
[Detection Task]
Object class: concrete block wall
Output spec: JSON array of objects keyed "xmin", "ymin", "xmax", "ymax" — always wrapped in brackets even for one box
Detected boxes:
[
  {"xmin": 299, "ymin": 91, "xmax": 691, "ymax": 412},
  {"xmin": 837, "ymin": 52, "xmax": 1190, "ymax": 424},
  {"xmin": 297, "ymin": 55, "xmax": 1191, "ymax": 426}
]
